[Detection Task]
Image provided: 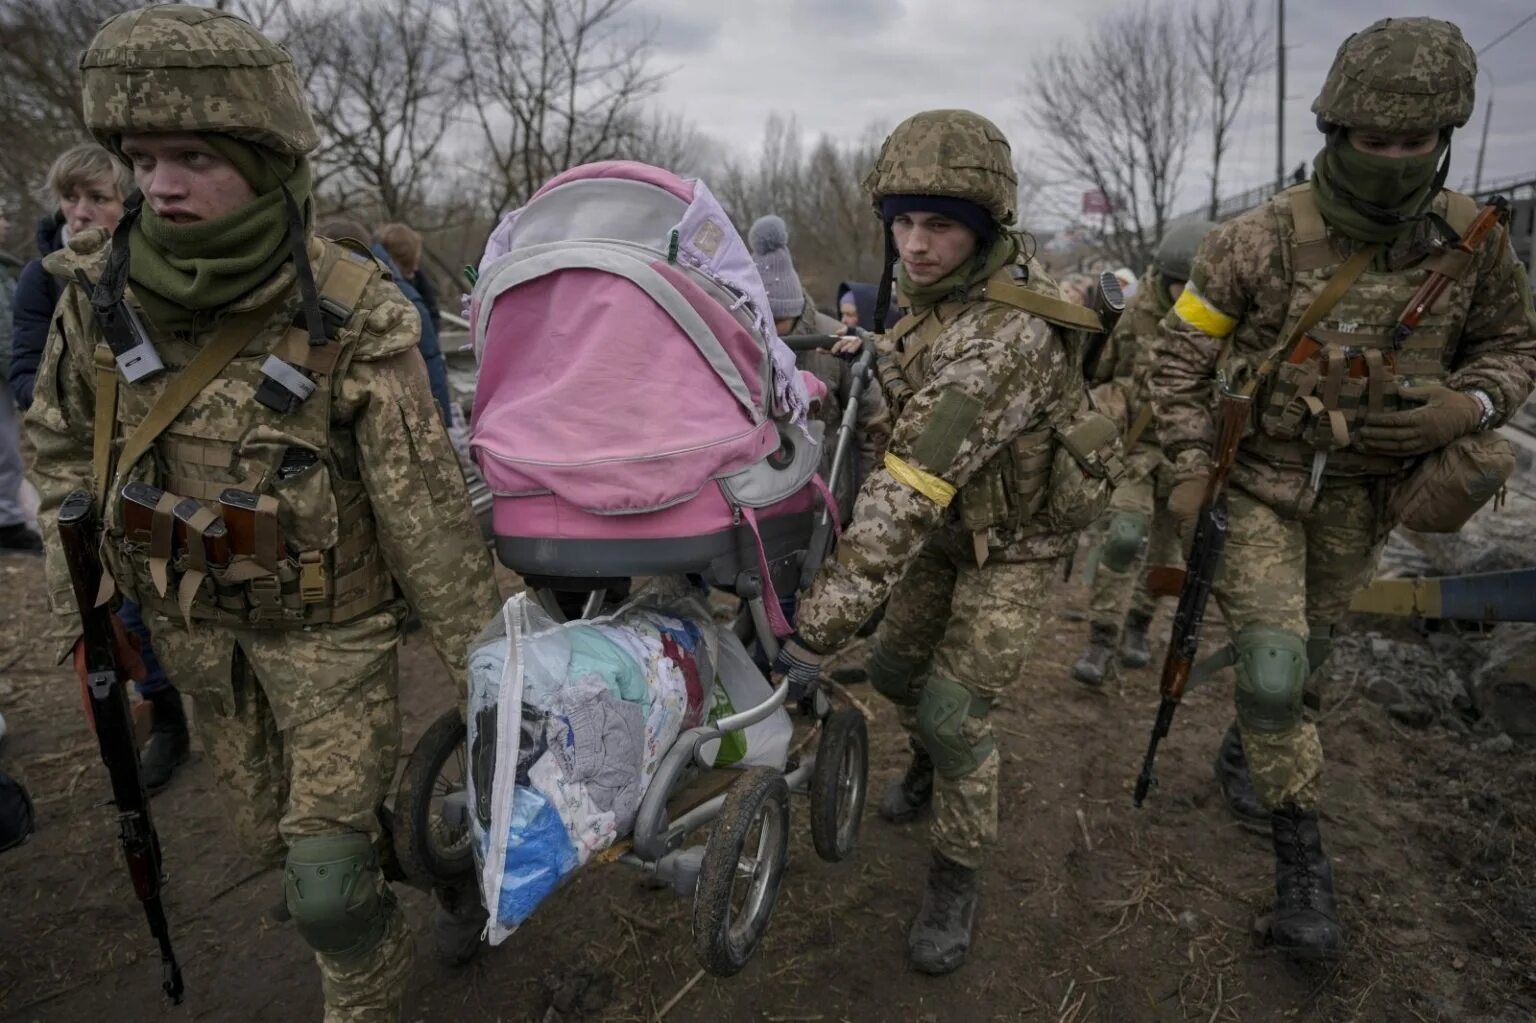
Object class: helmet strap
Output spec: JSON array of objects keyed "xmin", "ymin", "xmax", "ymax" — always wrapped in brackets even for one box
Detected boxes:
[
  {"xmin": 92, "ymin": 190, "xmax": 144, "ymax": 313},
  {"xmin": 873, "ymin": 226, "xmax": 897, "ymax": 335},
  {"xmin": 278, "ymin": 181, "xmax": 326, "ymax": 347}
]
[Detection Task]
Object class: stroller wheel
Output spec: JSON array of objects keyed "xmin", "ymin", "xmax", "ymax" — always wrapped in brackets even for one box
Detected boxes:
[
  {"xmin": 692, "ymin": 767, "xmax": 790, "ymax": 977},
  {"xmin": 809, "ymin": 708, "xmax": 868, "ymax": 862},
  {"xmin": 393, "ymin": 708, "xmax": 475, "ymax": 887}
]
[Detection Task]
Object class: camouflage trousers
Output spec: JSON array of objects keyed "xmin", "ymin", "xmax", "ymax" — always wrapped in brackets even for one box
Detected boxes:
[
  {"xmin": 871, "ymin": 534, "xmax": 1057, "ymax": 869},
  {"xmin": 150, "ymin": 610, "xmax": 413, "ymax": 1023},
  {"xmin": 1213, "ymin": 480, "xmax": 1390, "ymax": 811},
  {"xmin": 1087, "ymin": 445, "xmax": 1179, "ymax": 633}
]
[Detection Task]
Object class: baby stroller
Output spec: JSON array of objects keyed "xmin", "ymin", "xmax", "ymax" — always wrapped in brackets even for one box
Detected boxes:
[{"xmin": 392, "ymin": 161, "xmax": 875, "ymax": 976}]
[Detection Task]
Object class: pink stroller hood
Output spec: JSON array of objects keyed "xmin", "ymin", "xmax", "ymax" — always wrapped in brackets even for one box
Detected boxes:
[{"xmin": 471, "ymin": 161, "xmax": 804, "ymax": 516}]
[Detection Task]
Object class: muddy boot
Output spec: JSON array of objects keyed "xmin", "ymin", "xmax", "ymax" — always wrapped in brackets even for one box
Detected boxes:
[
  {"xmin": 908, "ymin": 851, "xmax": 979, "ymax": 975},
  {"xmin": 1071, "ymin": 623, "xmax": 1118, "ymax": 688},
  {"xmin": 879, "ymin": 745, "xmax": 934, "ymax": 824},
  {"xmin": 432, "ymin": 881, "xmax": 487, "ymax": 966},
  {"xmin": 1265, "ymin": 805, "xmax": 1343, "ymax": 960},
  {"xmin": 1214, "ymin": 723, "xmax": 1270, "ymax": 833},
  {"xmin": 1119, "ymin": 609, "xmax": 1153, "ymax": 668},
  {"xmin": 140, "ymin": 687, "xmax": 190, "ymax": 793}
]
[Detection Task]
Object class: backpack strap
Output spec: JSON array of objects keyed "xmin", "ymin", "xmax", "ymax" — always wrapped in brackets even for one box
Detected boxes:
[
  {"xmin": 979, "ymin": 270, "xmax": 1104, "ymax": 333},
  {"xmin": 1287, "ymin": 185, "xmax": 1343, "ymax": 272}
]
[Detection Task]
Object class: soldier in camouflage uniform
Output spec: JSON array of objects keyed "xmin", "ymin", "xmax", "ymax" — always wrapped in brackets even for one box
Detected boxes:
[
  {"xmin": 1072, "ymin": 220, "xmax": 1214, "ymax": 686},
  {"xmin": 773, "ymin": 110, "xmax": 1122, "ymax": 974},
  {"xmin": 1150, "ymin": 18, "xmax": 1536, "ymax": 960},
  {"xmin": 25, "ymin": 7, "xmax": 500, "ymax": 1018}
]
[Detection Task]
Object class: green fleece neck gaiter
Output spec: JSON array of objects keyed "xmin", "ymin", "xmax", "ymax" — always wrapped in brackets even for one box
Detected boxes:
[
  {"xmin": 897, "ymin": 233, "xmax": 1018, "ymax": 310},
  {"xmin": 1311, "ymin": 136, "xmax": 1447, "ymax": 245},
  {"xmin": 127, "ymin": 136, "xmax": 310, "ymax": 334}
]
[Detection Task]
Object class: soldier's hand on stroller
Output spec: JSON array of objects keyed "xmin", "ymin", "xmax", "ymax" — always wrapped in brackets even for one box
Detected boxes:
[{"xmin": 772, "ymin": 634, "xmax": 826, "ymax": 701}]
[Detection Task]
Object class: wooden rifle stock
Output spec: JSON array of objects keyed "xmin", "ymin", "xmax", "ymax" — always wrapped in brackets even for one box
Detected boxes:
[
  {"xmin": 1391, "ymin": 197, "xmax": 1509, "ymax": 350},
  {"xmin": 57, "ymin": 491, "xmax": 185, "ymax": 1003},
  {"xmin": 1133, "ymin": 387, "xmax": 1250, "ymax": 807}
]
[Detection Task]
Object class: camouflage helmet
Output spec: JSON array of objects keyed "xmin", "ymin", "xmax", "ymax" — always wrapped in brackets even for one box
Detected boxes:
[
  {"xmin": 863, "ymin": 110, "xmax": 1018, "ymax": 225},
  {"xmin": 1154, "ymin": 218, "xmax": 1216, "ymax": 283},
  {"xmin": 1311, "ymin": 18, "xmax": 1476, "ymax": 133},
  {"xmin": 80, "ymin": 4, "xmax": 318, "ymax": 157}
]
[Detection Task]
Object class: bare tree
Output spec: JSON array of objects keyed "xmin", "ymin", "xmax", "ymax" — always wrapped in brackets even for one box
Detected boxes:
[
  {"xmin": 451, "ymin": 0, "xmax": 665, "ymax": 217},
  {"xmin": 0, "ymin": 0, "xmax": 122, "ymax": 241},
  {"xmin": 1026, "ymin": 2, "xmax": 1198, "ymax": 268},
  {"xmin": 1190, "ymin": 0, "xmax": 1272, "ymax": 219},
  {"xmin": 715, "ymin": 116, "xmax": 890, "ymax": 306},
  {"xmin": 293, "ymin": 0, "xmax": 460, "ymax": 220}
]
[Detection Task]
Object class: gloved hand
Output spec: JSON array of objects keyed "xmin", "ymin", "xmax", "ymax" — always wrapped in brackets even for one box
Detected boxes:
[
  {"xmin": 1167, "ymin": 477, "xmax": 1206, "ymax": 538},
  {"xmin": 1358, "ymin": 384, "xmax": 1483, "ymax": 456},
  {"xmin": 770, "ymin": 635, "xmax": 826, "ymax": 702}
]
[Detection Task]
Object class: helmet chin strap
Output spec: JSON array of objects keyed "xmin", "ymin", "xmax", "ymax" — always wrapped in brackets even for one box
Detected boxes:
[{"xmin": 873, "ymin": 225, "xmax": 897, "ymax": 335}]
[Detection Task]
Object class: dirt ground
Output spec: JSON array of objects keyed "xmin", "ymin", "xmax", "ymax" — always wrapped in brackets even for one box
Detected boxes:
[{"xmin": 2, "ymin": 546, "xmax": 1534, "ymax": 1023}]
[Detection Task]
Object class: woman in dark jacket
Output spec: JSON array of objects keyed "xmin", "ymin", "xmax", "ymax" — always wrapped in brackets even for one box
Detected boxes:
[
  {"xmin": 10, "ymin": 144, "xmax": 189, "ymax": 793},
  {"xmin": 10, "ymin": 144, "xmax": 131, "ymax": 409}
]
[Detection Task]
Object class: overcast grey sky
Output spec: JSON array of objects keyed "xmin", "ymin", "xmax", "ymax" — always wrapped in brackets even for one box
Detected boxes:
[{"xmin": 631, "ymin": 0, "xmax": 1536, "ymax": 221}]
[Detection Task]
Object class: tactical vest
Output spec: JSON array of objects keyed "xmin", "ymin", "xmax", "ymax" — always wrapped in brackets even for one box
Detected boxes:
[
  {"xmin": 1243, "ymin": 183, "xmax": 1481, "ymax": 476},
  {"xmin": 878, "ymin": 263, "xmax": 1123, "ymax": 559},
  {"xmin": 92, "ymin": 238, "xmax": 397, "ymax": 628}
]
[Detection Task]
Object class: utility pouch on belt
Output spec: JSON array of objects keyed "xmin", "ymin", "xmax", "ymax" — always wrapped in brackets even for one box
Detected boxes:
[
  {"xmin": 1388, "ymin": 431, "xmax": 1515, "ymax": 533},
  {"xmin": 1044, "ymin": 408, "xmax": 1126, "ymax": 532}
]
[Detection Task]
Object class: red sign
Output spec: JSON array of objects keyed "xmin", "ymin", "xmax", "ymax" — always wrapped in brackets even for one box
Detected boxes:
[{"xmin": 1082, "ymin": 190, "xmax": 1113, "ymax": 215}]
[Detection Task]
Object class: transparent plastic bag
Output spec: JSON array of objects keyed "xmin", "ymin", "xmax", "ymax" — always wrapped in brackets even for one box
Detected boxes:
[{"xmin": 468, "ymin": 581, "xmax": 721, "ymax": 943}]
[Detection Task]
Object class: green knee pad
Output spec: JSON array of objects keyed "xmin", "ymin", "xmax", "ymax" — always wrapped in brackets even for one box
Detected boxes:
[
  {"xmin": 1099, "ymin": 512, "xmax": 1149, "ymax": 572},
  {"xmin": 284, "ymin": 833, "xmax": 390, "ymax": 959},
  {"xmin": 915, "ymin": 675, "xmax": 994, "ymax": 780},
  {"xmin": 1232, "ymin": 625, "xmax": 1309, "ymax": 734},
  {"xmin": 867, "ymin": 639, "xmax": 929, "ymax": 706}
]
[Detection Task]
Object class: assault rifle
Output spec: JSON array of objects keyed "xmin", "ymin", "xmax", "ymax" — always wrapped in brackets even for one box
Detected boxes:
[
  {"xmin": 1079, "ymin": 270, "xmax": 1127, "ymax": 381},
  {"xmin": 57, "ymin": 491, "xmax": 185, "ymax": 1003},
  {"xmin": 1132, "ymin": 381, "xmax": 1250, "ymax": 807}
]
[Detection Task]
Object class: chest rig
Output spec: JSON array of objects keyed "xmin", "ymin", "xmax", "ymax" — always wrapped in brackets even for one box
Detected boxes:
[
  {"xmin": 1245, "ymin": 184, "xmax": 1481, "ymax": 476},
  {"xmin": 878, "ymin": 265, "xmax": 1123, "ymax": 561},
  {"xmin": 90, "ymin": 238, "xmax": 397, "ymax": 628}
]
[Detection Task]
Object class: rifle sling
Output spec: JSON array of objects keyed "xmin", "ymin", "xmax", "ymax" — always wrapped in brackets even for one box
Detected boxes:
[{"xmin": 1125, "ymin": 404, "xmax": 1155, "ymax": 450}]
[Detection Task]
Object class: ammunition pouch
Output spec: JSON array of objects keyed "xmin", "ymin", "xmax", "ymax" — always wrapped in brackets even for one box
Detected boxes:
[{"xmin": 1387, "ymin": 431, "xmax": 1514, "ymax": 533}]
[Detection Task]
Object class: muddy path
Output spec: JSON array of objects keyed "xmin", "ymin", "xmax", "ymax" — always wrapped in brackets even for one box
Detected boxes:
[{"xmin": 1, "ymin": 548, "xmax": 1533, "ymax": 1023}]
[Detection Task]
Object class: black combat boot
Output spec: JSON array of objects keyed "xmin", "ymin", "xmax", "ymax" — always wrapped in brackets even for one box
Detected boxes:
[
  {"xmin": 1214, "ymin": 723, "xmax": 1270, "ymax": 832},
  {"xmin": 1071, "ymin": 623, "xmax": 1118, "ymax": 687},
  {"xmin": 1119, "ymin": 609, "xmax": 1153, "ymax": 668},
  {"xmin": 908, "ymin": 851, "xmax": 979, "ymax": 974},
  {"xmin": 1266, "ymin": 804, "xmax": 1343, "ymax": 960},
  {"xmin": 432, "ymin": 881, "xmax": 488, "ymax": 966},
  {"xmin": 141, "ymin": 686, "xmax": 190, "ymax": 793},
  {"xmin": 0, "ymin": 523, "xmax": 43, "ymax": 555},
  {"xmin": 879, "ymin": 745, "xmax": 934, "ymax": 824}
]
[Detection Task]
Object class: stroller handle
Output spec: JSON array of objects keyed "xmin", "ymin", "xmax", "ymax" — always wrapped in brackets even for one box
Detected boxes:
[{"xmin": 781, "ymin": 333, "xmax": 858, "ymax": 354}]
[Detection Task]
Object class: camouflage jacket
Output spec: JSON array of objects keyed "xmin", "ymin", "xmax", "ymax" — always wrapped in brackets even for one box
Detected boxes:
[
  {"xmin": 797, "ymin": 259, "xmax": 1078, "ymax": 653},
  {"xmin": 1151, "ymin": 185, "xmax": 1536, "ymax": 486},
  {"xmin": 25, "ymin": 230, "xmax": 499, "ymax": 686}
]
